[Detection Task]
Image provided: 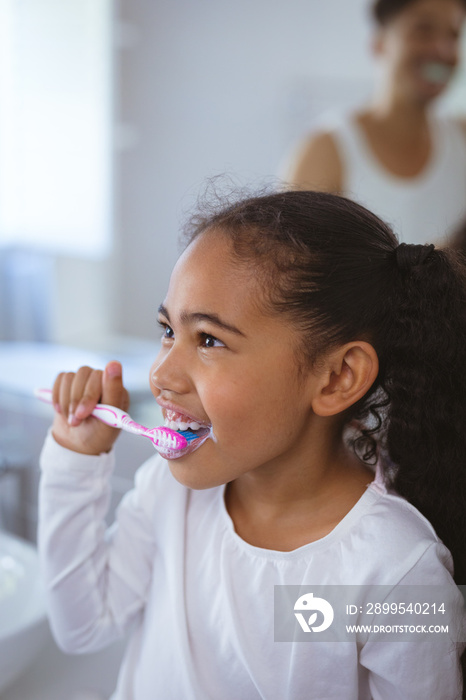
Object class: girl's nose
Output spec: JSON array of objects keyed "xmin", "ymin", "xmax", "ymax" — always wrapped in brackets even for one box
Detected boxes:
[{"xmin": 150, "ymin": 347, "xmax": 190, "ymax": 396}]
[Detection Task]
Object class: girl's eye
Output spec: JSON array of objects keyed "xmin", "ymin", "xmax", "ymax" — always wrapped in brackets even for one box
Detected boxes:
[
  {"xmin": 200, "ymin": 333, "xmax": 225, "ymax": 349},
  {"xmin": 158, "ymin": 321, "xmax": 174, "ymax": 340}
]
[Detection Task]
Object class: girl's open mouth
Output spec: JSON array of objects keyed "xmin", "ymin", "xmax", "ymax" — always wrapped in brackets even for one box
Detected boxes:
[{"xmin": 158, "ymin": 408, "xmax": 212, "ymax": 460}]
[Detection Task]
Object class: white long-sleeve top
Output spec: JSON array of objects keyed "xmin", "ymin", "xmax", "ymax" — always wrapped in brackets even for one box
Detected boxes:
[{"xmin": 38, "ymin": 433, "xmax": 464, "ymax": 700}]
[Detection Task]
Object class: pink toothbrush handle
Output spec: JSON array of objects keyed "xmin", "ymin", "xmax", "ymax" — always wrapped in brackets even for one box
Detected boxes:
[
  {"xmin": 92, "ymin": 405, "xmax": 188, "ymax": 449},
  {"xmin": 34, "ymin": 388, "xmax": 132, "ymax": 426},
  {"xmin": 33, "ymin": 388, "xmax": 188, "ymax": 450}
]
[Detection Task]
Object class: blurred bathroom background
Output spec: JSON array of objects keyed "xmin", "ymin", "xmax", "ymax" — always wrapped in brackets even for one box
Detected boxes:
[{"xmin": 0, "ymin": 0, "xmax": 464, "ymax": 698}]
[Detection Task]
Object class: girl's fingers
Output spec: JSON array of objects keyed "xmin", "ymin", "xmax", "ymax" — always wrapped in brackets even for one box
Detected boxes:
[
  {"xmin": 58, "ymin": 372, "xmax": 76, "ymax": 419},
  {"xmin": 72, "ymin": 368, "xmax": 104, "ymax": 424},
  {"xmin": 51, "ymin": 362, "xmax": 128, "ymax": 434},
  {"xmin": 52, "ymin": 372, "xmax": 65, "ymax": 413},
  {"xmin": 50, "ymin": 364, "xmax": 127, "ymax": 455}
]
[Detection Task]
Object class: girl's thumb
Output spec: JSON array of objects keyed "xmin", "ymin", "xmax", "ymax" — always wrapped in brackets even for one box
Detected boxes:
[
  {"xmin": 105, "ymin": 361, "xmax": 122, "ymax": 380},
  {"xmin": 102, "ymin": 361, "xmax": 129, "ymax": 410}
]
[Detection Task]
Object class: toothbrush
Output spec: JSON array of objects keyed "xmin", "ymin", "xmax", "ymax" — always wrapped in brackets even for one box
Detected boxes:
[{"xmin": 34, "ymin": 387, "xmax": 198, "ymax": 452}]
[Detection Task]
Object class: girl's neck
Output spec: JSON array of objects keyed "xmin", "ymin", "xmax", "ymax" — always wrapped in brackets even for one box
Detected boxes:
[{"xmin": 224, "ymin": 431, "xmax": 375, "ymax": 551}]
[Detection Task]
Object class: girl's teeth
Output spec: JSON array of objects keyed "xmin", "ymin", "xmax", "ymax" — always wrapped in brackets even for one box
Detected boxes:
[{"xmin": 165, "ymin": 418, "xmax": 203, "ymax": 432}]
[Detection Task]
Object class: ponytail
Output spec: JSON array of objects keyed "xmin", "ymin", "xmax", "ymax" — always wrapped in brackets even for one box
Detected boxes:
[{"xmin": 380, "ymin": 245, "xmax": 466, "ymax": 584}]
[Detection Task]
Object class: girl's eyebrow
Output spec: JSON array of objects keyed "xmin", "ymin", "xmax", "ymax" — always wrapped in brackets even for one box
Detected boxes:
[{"xmin": 158, "ymin": 304, "xmax": 246, "ymax": 337}]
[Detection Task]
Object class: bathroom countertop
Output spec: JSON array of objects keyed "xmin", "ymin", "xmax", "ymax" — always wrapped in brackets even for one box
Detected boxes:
[
  {"xmin": 1, "ymin": 630, "xmax": 126, "ymax": 700},
  {"xmin": 0, "ymin": 339, "xmax": 159, "ymax": 400}
]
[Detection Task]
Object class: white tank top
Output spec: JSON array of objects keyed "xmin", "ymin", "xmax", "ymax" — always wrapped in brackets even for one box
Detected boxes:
[{"xmin": 329, "ymin": 113, "xmax": 466, "ymax": 244}]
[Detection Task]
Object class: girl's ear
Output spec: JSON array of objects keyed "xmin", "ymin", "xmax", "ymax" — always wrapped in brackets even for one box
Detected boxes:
[{"xmin": 311, "ymin": 342, "xmax": 379, "ymax": 417}]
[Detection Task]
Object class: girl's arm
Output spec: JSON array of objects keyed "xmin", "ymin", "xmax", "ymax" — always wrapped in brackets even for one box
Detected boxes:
[
  {"xmin": 38, "ymin": 433, "xmax": 158, "ymax": 653},
  {"xmin": 38, "ymin": 363, "xmax": 157, "ymax": 653},
  {"xmin": 360, "ymin": 543, "xmax": 464, "ymax": 699}
]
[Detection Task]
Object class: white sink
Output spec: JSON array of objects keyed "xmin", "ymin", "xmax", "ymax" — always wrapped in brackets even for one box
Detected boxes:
[{"xmin": 0, "ymin": 531, "xmax": 49, "ymax": 694}]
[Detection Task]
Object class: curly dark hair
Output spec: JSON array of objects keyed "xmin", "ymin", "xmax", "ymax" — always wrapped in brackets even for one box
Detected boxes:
[
  {"xmin": 449, "ymin": 216, "xmax": 466, "ymax": 254},
  {"xmin": 185, "ymin": 189, "xmax": 466, "ymax": 591},
  {"xmin": 372, "ymin": 0, "xmax": 466, "ymax": 25}
]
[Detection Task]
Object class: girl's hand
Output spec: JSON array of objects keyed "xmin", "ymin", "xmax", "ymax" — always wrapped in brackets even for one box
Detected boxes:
[{"xmin": 51, "ymin": 361, "xmax": 130, "ymax": 455}]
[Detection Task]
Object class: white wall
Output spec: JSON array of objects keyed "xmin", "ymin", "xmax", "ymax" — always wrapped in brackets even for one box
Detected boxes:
[
  {"xmin": 113, "ymin": 0, "xmax": 373, "ymax": 339},
  {"xmin": 5, "ymin": 1, "xmax": 465, "ymax": 345}
]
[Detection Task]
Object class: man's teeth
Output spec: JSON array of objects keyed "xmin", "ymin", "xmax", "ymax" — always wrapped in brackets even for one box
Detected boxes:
[
  {"xmin": 421, "ymin": 62, "xmax": 453, "ymax": 85},
  {"xmin": 165, "ymin": 419, "xmax": 201, "ymax": 432}
]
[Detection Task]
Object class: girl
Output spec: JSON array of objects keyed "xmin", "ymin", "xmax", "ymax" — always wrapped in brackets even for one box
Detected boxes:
[
  {"xmin": 39, "ymin": 190, "xmax": 466, "ymax": 699},
  {"xmin": 284, "ymin": 0, "xmax": 466, "ymax": 245}
]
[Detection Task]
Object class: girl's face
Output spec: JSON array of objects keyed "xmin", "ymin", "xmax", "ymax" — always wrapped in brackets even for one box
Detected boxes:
[
  {"xmin": 150, "ymin": 230, "xmax": 322, "ymax": 490},
  {"xmin": 376, "ymin": 0, "xmax": 464, "ymax": 102}
]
